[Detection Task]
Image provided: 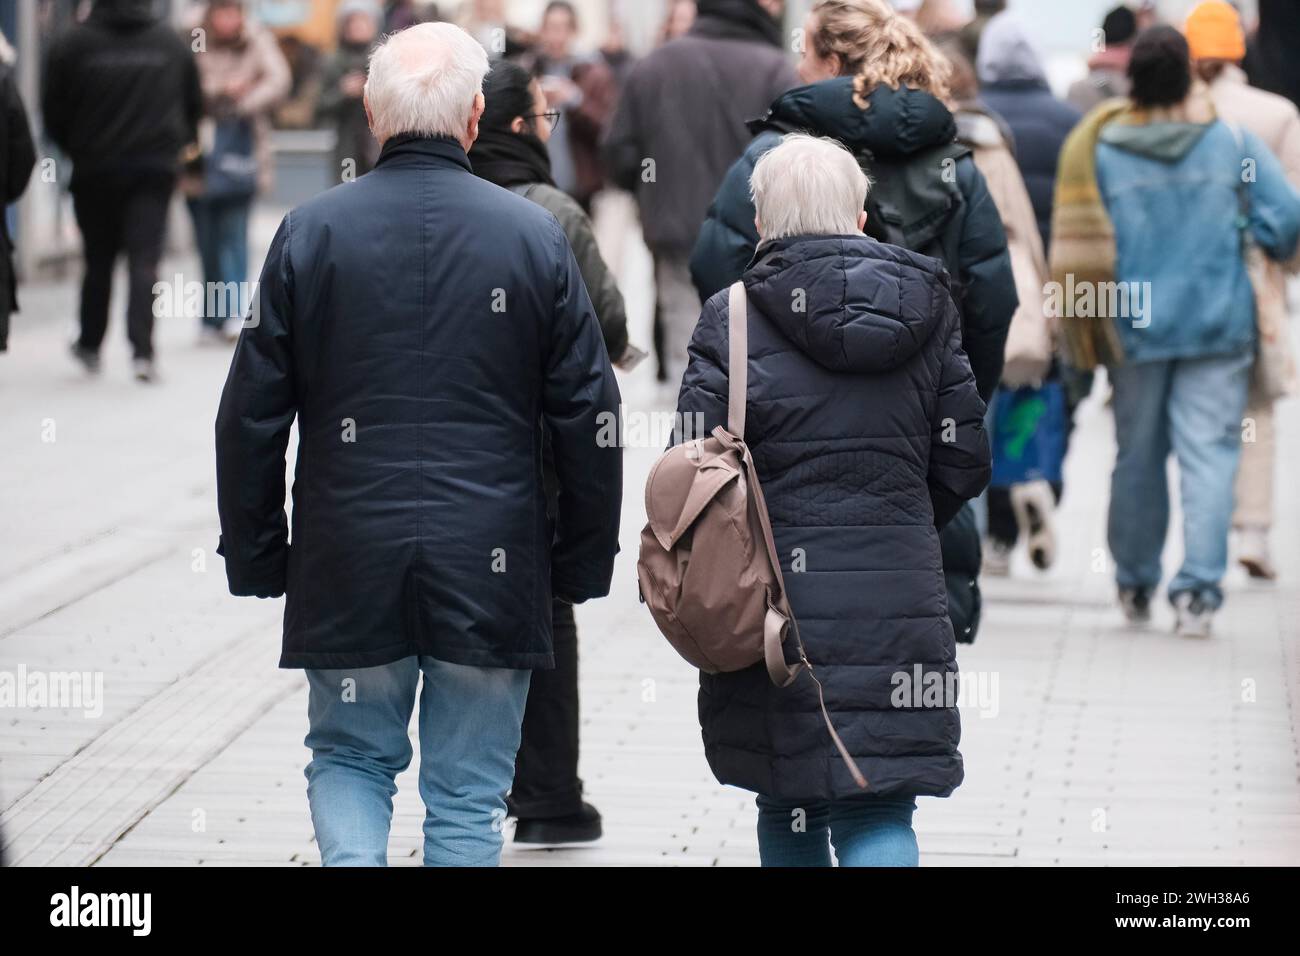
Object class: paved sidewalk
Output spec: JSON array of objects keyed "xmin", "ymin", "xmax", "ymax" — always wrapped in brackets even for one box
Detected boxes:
[{"xmin": 1, "ymin": 211, "xmax": 1297, "ymax": 866}]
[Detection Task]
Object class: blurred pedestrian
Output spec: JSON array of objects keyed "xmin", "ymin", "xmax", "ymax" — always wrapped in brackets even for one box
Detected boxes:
[
  {"xmin": 317, "ymin": 0, "xmax": 383, "ymax": 182},
  {"xmin": 1185, "ymin": 0, "xmax": 1300, "ymax": 581},
  {"xmin": 0, "ymin": 30, "xmax": 36, "ymax": 355},
  {"xmin": 42, "ymin": 0, "xmax": 202, "ymax": 382},
  {"xmin": 690, "ymin": 0, "xmax": 1015, "ymax": 643},
  {"xmin": 215, "ymin": 23, "xmax": 622, "ymax": 867},
  {"xmin": 675, "ymin": 134, "xmax": 989, "ymax": 865},
  {"xmin": 1244, "ymin": 0, "xmax": 1300, "ymax": 110},
  {"xmin": 1064, "ymin": 26, "xmax": 1300, "ymax": 634},
  {"xmin": 977, "ymin": 12, "xmax": 1082, "ymax": 254},
  {"xmin": 604, "ymin": 0, "xmax": 796, "ymax": 385},
  {"xmin": 944, "ymin": 40, "xmax": 1061, "ymax": 576},
  {"xmin": 526, "ymin": 2, "xmax": 585, "ymax": 199},
  {"xmin": 974, "ymin": 13, "xmax": 1083, "ymax": 572},
  {"xmin": 469, "ymin": 59, "xmax": 630, "ymax": 846},
  {"xmin": 1067, "ymin": 5, "xmax": 1138, "ymax": 114},
  {"xmin": 183, "ymin": 0, "xmax": 290, "ymax": 344},
  {"xmin": 659, "ymin": 0, "xmax": 697, "ymax": 43}
]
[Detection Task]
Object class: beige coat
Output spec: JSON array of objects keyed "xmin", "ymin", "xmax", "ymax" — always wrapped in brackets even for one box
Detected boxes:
[
  {"xmin": 958, "ymin": 107, "xmax": 1053, "ymax": 386},
  {"xmin": 185, "ymin": 11, "xmax": 290, "ymax": 196},
  {"xmin": 1207, "ymin": 64, "xmax": 1300, "ymax": 278}
]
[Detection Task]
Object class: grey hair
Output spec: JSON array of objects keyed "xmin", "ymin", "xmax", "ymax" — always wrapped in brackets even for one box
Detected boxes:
[
  {"xmin": 750, "ymin": 134, "xmax": 870, "ymax": 242},
  {"xmin": 365, "ymin": 22, "xmax": 490, "ymax": 144}
]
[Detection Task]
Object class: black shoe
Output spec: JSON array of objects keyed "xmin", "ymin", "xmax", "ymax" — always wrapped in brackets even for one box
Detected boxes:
[
  {"xmin": 513, "ymin": 802, "xmax": 602, "ymax": 847},
  {"xmin": 1118, "ymin": 586, "xmax": 1152, "ymax": 625},
  {"xmin": 70, "ymin": 342, "xmax": 101, "ymax": 375}
]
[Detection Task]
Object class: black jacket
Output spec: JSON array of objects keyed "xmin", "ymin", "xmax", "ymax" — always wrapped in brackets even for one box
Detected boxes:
[
  {"xmin": 42, "ymin": 0, "xmax": 202, "ymax": 190},
  {"xmin": 690, "ymin": 79, "xmax": 1017, "ymax": 404},
  {"xmin": 602, "ymin": 0, "xmax": 796, "ymax": 253},
  {"xmin": 0, "ymin": 60, "xmax": 36, "ymax": 350},
  {"xmin": 676, "ymin": 235, "xmax": 990, "ymax": 800},
  {"xmin": 215, "ymin": 136, "xmax": 623, "ymax": 670}
]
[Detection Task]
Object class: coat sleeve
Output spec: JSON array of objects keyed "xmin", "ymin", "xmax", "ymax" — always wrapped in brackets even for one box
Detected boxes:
[
  {"xmin": 544, "ymin": 220, "xmax": 623, "ymax": 604},
  {"xmin": 689, "ymin": 144, "xmax": 765, "ymax": 302},
  {"xmin": 550, "ymin": 189, "xmax": 629, "ymax": 362},
  {"xmin": 673, "ymin": 294, "xmax": 729, "ymax": 442},
  {"xmin": 601, "ymin": 73, "xmax": 643, "ymax": 193},
  {"xmin": 215, "ymin": 214, "xmax": 298, "ymax": 597},
  {"xmin": 928, "ymin": 297, "xmax": 992, "ymax": 530},
  {"xmin": 1242, "ymin": 128, "xmax": 1300, "ymax": 264},
  {"xmin": 181, "ymin": 45, "xmax": 203, "ymax": 146},
  {"xmin": 236, "ymin": 29, "xmax": 292, "ymax": 118},
  {"xmin": 955, "ymin": 156, "xmax": 1018, "ymax": 402},
  {"xmin": 40, "ymin": 38, "xmax": 72, "ymax": 155},
  {"xmin": 3, "ymin": 72, "xmax": 36, "ymax": 205}
]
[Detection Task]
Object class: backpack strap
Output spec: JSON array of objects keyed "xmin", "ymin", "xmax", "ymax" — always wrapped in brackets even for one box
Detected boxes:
[
  {"xmin": 724, "ymin": 281, "xmax": 869, "ymax": 791},
  {"xmin": 727, "ymin": 281, "xmax": 747, "ymax": 437}
]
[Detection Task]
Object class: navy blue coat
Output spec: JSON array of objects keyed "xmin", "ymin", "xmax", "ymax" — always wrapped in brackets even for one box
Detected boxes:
[
  {"xmin": 215, "ymin": 136, "xmax": 622, "ymax": 670},
  {"xmin": 676, "ymin": 235, "xmax": 991, "ymax": 801},
  {"xmin": 980, "ymin": 81, "xmax": 1081, "ymax": 255}
]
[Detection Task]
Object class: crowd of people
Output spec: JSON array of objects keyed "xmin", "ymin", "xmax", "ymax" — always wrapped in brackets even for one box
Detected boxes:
[{"xmin": 4, "ymin": 0, "xmax": 1299, "ymax": 867}]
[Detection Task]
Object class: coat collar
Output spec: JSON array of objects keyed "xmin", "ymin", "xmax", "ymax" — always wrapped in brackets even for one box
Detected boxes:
[{"xmin": 375, "ymin": 135, "xmax": 472, "ymax": 172}]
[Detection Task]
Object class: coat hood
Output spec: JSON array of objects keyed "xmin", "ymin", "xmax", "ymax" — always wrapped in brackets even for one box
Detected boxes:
[
  {"xmin": 90, "ymin": 0, "xmax": 161, "ymax": 29},
  {"xmin": 1099, "ymin": 121, "xmax": 1214, "ymax": 161},
  {"xmin": 758, "ymin": 78, "xmax": 957, "ymax": 160},
  {"xmin": 976, "ymin": 11, "xmax": 1048, "ymax": 87},
  {"xmin": 743, "ymin": 235, "xmax": 950, "ymax": 374}
]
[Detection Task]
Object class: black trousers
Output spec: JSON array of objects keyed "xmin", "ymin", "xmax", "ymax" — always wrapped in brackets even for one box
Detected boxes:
[
  {"xmin": 72, "ymin": 173, "xmax": 174, "ymax": 360},
  {"xmin": 509, "ymin": 597, "xmax": 584, "ymax": 819}
]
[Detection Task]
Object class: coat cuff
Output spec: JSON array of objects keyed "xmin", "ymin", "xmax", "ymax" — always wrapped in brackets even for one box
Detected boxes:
[{"xmin": 218, "ymin": 537, "xmax": 287, "ymax": 598}]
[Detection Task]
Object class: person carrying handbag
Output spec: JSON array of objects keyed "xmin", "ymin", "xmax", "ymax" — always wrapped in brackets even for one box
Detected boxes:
[
  {"xmin": 1186, "ymin": 1, "xmax": 1300, "ymax": 580},
  {"xmin": 659, "ymin": 134, "xmax": 990, "ymax": 866}
]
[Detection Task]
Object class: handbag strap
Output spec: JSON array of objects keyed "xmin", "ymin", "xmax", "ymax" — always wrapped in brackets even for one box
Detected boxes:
[
  {"xmin": 727, "ymin": 282, "xmax": 748, "ymax": 437},
  {"xmin": 722, "ymin": 282, "xmax": 869, "ymax": 791}
]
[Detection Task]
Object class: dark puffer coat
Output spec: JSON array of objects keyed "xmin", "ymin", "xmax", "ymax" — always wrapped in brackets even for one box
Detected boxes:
[
  {"xmin": 216, "ymin": 136, "xmax": 622, "ymax": 671},
  {"xmin": 690, "ymin": 79, "xmax": 1016, "ymax": 404},
  {"xmin": 676, "ymin": 235, "xmax": 991, "ymax": 801}
]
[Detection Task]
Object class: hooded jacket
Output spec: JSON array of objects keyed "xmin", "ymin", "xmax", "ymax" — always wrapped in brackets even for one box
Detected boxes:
[
  {"xmin": 42, "ymin": 0, "xmax": 202, "ymax": 191},
  {"xmin": 1095, "ymin": 98, "xmax": 1300, "ymax": 363},
  {"xmin": 976, "ymin": 11, "xmax": 1082, "ymax": 255},
  {"xmin": 675, "ymin": 235, "xmax": 990, "ymax": 800},
  {"xmin": 602, "ymin": 0, "xmax": 796, "ymax": 252},
  {"xmin": 690, "ymin": 78, "xmax": 1017, "ymax": 403}
]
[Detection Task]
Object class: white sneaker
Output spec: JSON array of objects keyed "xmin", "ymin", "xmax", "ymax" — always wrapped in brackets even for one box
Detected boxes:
[
  {"xmin": 1237, "ymin": 527, "xmax": 1277, "ymax": 581},
  {"xmin": 1010, "ymin": 479, "xmax": 1056, "ymax": 570},
  {"xmin": 1172, "ymin": 592, "xmax": 1214, "ymax": 638},
  {"xmin": 983, "ymin": 538, "xmax": 1012, "ymax": 576}
]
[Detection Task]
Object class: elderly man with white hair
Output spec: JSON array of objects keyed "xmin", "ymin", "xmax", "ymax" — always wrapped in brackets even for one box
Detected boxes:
[
  {"xmin": 672, "ymin": 134, "xmax": 989, "ymax": 867},
  {"xmin": 215, "ymin": 22, "xmax": 622, "ymax": 866}
]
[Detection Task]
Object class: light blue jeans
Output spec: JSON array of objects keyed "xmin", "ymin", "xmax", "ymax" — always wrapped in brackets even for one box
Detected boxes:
[
  {"xmin": 756, "ymin": 795, "xmax": 919, "ymax": 866},
  {"xmin": 304, "ymin": 656, "xmax": 530, "ymax": 867},
  {"xmin": 1107, "ymin": 349, "xmax": 1252, "ymax": 609}
]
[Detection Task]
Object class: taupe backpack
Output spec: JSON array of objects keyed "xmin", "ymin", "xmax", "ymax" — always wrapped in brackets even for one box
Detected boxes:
[{"xmin": 637, "ymin": 282, "xmax": 868, "ymax": 790}]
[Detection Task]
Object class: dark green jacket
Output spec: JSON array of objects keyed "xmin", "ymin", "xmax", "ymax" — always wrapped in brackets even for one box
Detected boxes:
[
  {"xmin": 512, "ymin": 182, "xmax": 629, "ymax": 363},
  {"xmin": 690, "ymin": 79, "xmax": 1016, "ymax": 402}
]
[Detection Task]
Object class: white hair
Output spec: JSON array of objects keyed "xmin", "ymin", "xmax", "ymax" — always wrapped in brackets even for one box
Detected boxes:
[
  {"xmin": 750, "ymin": 134, "xmax": 870, "ymax": 242},
  {"xmin": 365, "ymin": 22, "xmax": 490, "ymax": 144}
]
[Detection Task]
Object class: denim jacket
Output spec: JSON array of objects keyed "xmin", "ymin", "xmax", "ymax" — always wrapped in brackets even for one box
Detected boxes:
[{"xmin": 1096, "ymin": 118, "xmax": 1300, "ymax": 363}]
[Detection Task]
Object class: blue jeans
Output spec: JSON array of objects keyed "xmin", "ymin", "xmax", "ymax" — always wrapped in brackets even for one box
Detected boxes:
[
  {"xmin": 304, "ymin": 657, "xmax": 530, "ymax": 866},
  {"xmin": 186, "ymin": 195, "xmax": 251, "ymax": 328},
  {"xmin": 756, "ymin": 794, "xmax": 919, "ymax": 866},
  {"xmin": 1107, "ymin": 349, "xmax": 1252, "ymax": 609}
]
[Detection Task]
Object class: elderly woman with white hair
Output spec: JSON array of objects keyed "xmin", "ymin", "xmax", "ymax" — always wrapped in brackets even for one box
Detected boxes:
[{"xmin": 674, "ymin": 134, "xmax": 990, "ymax": 866}]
